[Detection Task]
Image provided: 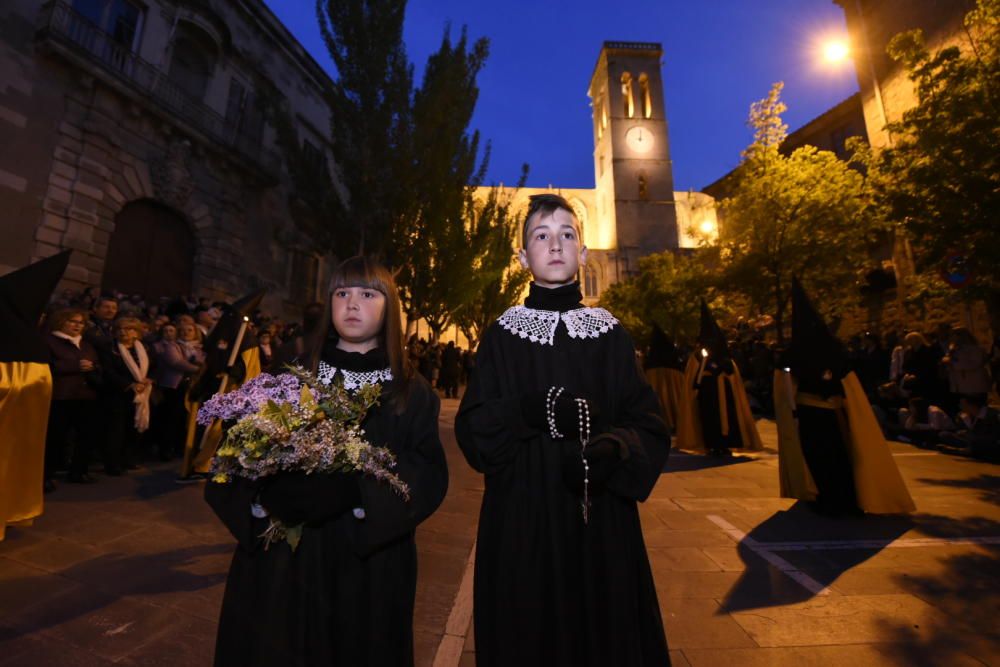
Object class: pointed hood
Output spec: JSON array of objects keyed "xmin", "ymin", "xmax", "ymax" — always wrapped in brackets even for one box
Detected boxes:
[
  {"xmin": 698, "ymin": 299, "xmax": 730, "ymax": 364},
  {"xmin": 788, "ymin": 277, "xmax": 848, "ymax": 385},
  {"xmin": 0, "ymin": 251, "xmax": 71, "ymax": 363},
  {"xmin": 646, "ymin": 323, "xmax": 683, "ymax": 370},
  {"xmin": 205, "ymin": 289, "xmax": 266, "ymax": 356}
]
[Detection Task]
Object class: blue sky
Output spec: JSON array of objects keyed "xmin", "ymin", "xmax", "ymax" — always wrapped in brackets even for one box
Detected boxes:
[{"xmin": 264, "ymin": 0, "xmax": 859, "ymax": 191}]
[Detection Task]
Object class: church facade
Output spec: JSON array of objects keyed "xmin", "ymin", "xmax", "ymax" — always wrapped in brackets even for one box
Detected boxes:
[{"xmin": 476, "ymin": 41, "xmax": 717, "ymax": 304}]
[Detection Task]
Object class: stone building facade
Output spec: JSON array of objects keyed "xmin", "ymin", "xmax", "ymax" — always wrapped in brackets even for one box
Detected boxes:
[
  {"xmin": 833, "ymin": 0, "xmax": 977, "ymax": 149},
  {"xmin": 833, "ymin": 0, "xmax": 993, "ymax": 338},
  {"xmin": 0, "ymin": 0, "xmax": 336, "ymax": 316}
]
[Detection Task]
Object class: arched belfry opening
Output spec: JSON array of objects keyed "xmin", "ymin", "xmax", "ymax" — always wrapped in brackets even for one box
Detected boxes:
[
  {"xmin": 621, "ymin": 72, "xmax": 634, "ymax": 118},
  {"xmin": 101, "ymin": 199, "xmax": 195, "ymax": 299}
]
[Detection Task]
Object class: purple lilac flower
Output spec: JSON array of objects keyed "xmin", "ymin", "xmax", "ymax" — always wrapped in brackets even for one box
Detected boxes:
[{"xmin": 197, "ymin": 372, "xmax": 304, "ymax": 425}]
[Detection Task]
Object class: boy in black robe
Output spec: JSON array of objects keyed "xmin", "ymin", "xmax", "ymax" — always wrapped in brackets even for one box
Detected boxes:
[{"xmin": 456, "ymin": 194, "xmax": 671, "ymax": 667}]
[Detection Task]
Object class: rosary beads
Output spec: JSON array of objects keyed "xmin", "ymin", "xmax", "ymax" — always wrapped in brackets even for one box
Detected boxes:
[
  {"xmin": 546, "ymin": 386, "xmax": 566, "ymax": 440},
  {"xmin": 576, "ymin": 397, "xmax": 591, "ymax": 524}
]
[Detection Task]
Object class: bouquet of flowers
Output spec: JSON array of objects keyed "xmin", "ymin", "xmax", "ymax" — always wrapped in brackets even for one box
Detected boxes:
[{"xmin": 197, "ymin": 367, "xmax": 410, "ymax": 549}]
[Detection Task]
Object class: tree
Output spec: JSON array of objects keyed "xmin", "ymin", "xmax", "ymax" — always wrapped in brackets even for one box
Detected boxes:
[
  {"xmin": 716, "ymin": 82, "xmax": 875, "ymax": 341},
  {"xmin": 599, "ymin": 250, "xmax": 720, "ymax": 346},
  {"xmin": 863, "ymin": 0, "xmax": 1000, "ymax": 320},
  {"xmin": 392, "ymin": 27, "xmax": 493, "ymax": 338},
  {"xmin": 314, "ymin": 0, "xmax": 415, "ymax": 261},
  {"xmin": 452, "ymin": 180, "xmax": 531, "ymax": 347}
]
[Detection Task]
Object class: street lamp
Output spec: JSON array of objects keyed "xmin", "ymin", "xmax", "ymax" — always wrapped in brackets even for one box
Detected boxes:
[{"xmin": 822, "ymin": 40, "xmax": 850, "ymax": 64}]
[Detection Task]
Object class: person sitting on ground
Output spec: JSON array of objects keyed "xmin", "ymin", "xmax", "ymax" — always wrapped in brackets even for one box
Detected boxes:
[
  {"xmin": 937, "ymin": 394, "xmax": 1000, "ymax": 461},
  {"xmin": 896, "ymin": 397, "xmax": 955, "ymax": 447}
]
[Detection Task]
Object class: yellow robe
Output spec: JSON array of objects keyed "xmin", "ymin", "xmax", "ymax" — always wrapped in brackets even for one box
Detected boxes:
[
  {"xmin": 644, "ymin": 367, "xmax": 686, "ymax": 432},
  {"xmin": 181, "ymin": 347, "xmax": 262, "ymax": 475},
  {"xmin": 0, "ymin": 362, "xmax": 52, "ymax": 541},
  {"xmin": 774, "ymin": 370, "xmax": 915, "ymax": 514},
  {"xmin": 774, "ymin": 369, "xmax": 817, "ymax": 501},
  {"xmin": 675, "ymin": 356, "xmax": 762, "ymax": 452}
]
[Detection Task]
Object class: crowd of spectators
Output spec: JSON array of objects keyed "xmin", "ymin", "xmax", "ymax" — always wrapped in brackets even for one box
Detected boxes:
[{"xmin": 39, "ymin": 289, "xmax": 477, "ymax": 493}]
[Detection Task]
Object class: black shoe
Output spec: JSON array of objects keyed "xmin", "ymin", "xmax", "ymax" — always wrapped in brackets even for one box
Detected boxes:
[
  {"xmin": 67, "ymin": 473, "xmax": 98, "ymax": 484},
  {"xmin": 174, "ymin": 472, "xmax": 209, "ymax": 484}
]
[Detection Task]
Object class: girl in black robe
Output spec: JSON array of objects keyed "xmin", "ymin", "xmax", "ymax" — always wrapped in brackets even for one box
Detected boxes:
[
  {"xmin": 205, "ymin": 257, "xmax": 448, "ymax": 667},
  {"xmin": 456, "ymin": 194, "xmax": 670, "ymax": 666}
]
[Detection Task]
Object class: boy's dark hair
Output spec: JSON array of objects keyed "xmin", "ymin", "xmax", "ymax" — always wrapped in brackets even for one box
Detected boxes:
[{"xmin": 521, "ymin": 193, "xmax": 579, "ymax": 248}]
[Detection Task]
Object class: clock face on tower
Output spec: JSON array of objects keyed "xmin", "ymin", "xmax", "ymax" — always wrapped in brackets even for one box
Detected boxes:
[{"xmin": 625, "ymin": 126, "xmax": 655, "ymax": 154}]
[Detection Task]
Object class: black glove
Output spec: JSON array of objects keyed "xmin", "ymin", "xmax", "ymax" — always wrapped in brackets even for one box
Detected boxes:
[
  {"xmin": 562, "ymin": 437, "xmax": 623, "ymax": 496},
  {"xmin": 521, "ymin": 389, "xmax": 602, "ymax": 439},
  {"xmin": 259, "ymin": 471, "xmax": 361, "ymax": 526}
]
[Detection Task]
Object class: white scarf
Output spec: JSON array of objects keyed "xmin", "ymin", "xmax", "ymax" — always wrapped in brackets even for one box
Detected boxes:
[
  {"xmin": 53, "ymin": 331, "xmax": 82, "ymax": 348},
  {"xmin": 118, "ymin": 341, "xmax": 151, "ymax": 433}
]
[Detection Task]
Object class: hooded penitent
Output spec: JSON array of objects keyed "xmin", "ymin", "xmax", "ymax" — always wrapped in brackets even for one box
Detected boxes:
[
  {"xmin": 0, "ymin": 251, "xmax": 71, "ymax": 540},
  {"xmin": 776, "ymin": 278, "xmax": 914, "ymax": 514},
  {"xmin": 644, "ymin": 323, "xmax": 686, "ymax": 431},
  {"xmin": 182, "ymin": 289, "xmax": 266, "ymax": 476},
  {"xmin": 675, "ymin": 300, "xmax": 762, "ymax": 453}
]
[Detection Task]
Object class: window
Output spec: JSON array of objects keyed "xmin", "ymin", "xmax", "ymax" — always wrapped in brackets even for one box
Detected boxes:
[
  {"xmin": 639, "ymin": 73, "xmax": 652, "ymax": 119},
  {"xmin": 621, "ymin": 72, "xmax": 634, "ymax": 118},
  {"xmin": 302, "ymin": 138, "xmax": 327, "ymax": 176},
  {"xmin": 226, "ymin": 78, "xmax": 265, "ymax": 143},
  {"xmin": 168, "ymin": 24, "xmax": 217, "ymax": 101},
  {"xmin": 72, "ymin": 0, "xmax": 142, "ymax": 49},
  {"xmin": 584, "ymin": 266, "xmax": 599, "ymax": 298}
]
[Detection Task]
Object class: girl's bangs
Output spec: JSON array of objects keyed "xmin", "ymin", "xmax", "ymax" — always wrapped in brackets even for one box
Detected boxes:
[{"xmin": 330, "ymin": 257, "xmax": 389, "ymax": 295}]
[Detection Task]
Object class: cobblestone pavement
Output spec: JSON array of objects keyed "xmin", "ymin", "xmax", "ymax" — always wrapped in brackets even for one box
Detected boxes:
[{"xmin": 1, "ymin": 401, "xmax": 998, "ymax": 666}]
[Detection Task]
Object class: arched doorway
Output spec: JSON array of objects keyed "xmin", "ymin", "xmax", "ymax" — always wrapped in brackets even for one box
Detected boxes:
[{"xmin": 102, "ymin": 200, "xmax": 195, "ymax": 299}]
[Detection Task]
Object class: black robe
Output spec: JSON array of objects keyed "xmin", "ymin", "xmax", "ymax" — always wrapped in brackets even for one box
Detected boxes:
[
  {"xmin": 456, "ymin": 283, "xmax": 671, "ymax": 667},
  {"xmin": 696, "ymin": 363, "xmax": 743, "ymax": 453},
  {"xmin": 205, "ymin": 348, "xmax": 448, "ymax": 667}
]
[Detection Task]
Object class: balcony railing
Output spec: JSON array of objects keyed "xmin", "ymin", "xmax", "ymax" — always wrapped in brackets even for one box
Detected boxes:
[{"xmin": 37, "ymin": 1, "xmax": 280, "ymax": 177}]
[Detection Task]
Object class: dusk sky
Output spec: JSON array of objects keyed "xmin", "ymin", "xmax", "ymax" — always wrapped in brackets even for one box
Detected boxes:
[{"xmin": 263, "ymin": 1, "xmax": 859, "ymax": 192}]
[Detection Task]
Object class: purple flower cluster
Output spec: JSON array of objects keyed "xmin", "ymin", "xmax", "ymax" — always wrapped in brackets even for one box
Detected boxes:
[{"xmin": 197, "ymin": 372, "xmax": 304, "ymax": 425}]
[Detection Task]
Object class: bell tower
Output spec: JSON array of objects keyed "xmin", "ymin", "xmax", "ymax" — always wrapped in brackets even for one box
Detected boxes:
[{"xmin": 588, "ymin": 42, "xmax": 678, "ymax": 274}]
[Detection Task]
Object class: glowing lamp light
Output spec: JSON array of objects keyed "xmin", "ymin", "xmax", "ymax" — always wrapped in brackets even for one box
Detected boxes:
[
  {"xmin": 823, "ymin": 40, "xmax": 850, "ymax": 64},
  {"xmin": 698, "ymin": 219, "xmax": 716, "ymax": 235},
  {"xmin": 701, "ymin": 348, "xmax": 708, "ymax": 358}
]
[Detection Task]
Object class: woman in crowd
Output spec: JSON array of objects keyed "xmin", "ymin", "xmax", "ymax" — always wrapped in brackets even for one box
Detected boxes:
[
  {"xmin": 44, "ymin": 309, "xmax": 101, "ymax": 488},
  {"xmin": 257, "ymin": 330, "xmax": 274, "ymax": 371},
  {"xmin": 901, "ymin": 332, "xmax": 945, "ymax": 407},
  {"xmin": 99, "ymin": 317, "xmax": 155, "ymax": 474},
  {"xmin": 944, "ymin": 327, "xmax": 992, "ymax": 407},
  {"xmin": 152, "ymin": 322, "xmax": 202, "ymax": 461}
]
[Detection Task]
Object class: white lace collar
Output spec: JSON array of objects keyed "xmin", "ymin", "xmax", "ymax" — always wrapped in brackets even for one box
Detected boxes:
[
  {"xmin": 317, "ymin": 361, "xmax": 393, "ymax": 390},
  {"xmin": 497, "ymin": 305, "xmax": 618, "ymax": 346}
]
